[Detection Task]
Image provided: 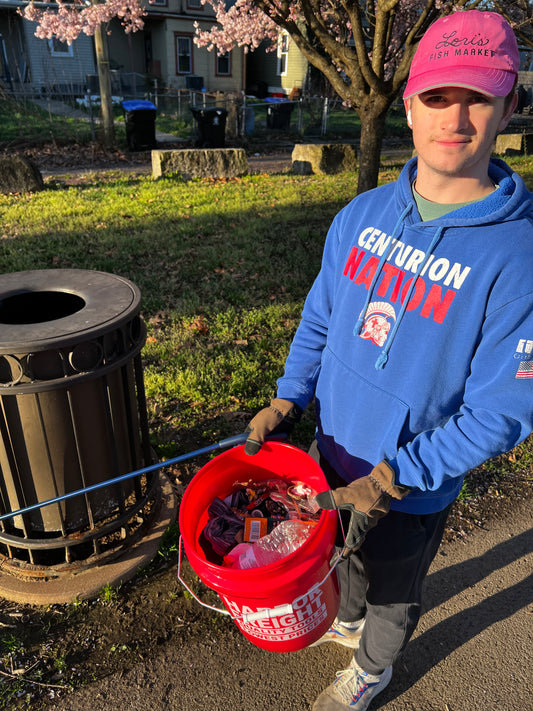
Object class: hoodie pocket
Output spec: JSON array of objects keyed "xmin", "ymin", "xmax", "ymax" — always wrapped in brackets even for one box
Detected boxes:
[{"xmin": 315, "ymin": 347, "xmax": 410, "ymax": 466}]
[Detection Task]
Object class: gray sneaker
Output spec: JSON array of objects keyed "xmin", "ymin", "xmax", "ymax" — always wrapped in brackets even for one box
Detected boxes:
[
  {"xmin": 312, "ymin": 659, "xmax": 392, "ymax": 710},
  {"xmin": 310, "ymin": 618, "xmax": 365, "ymax": 648}
]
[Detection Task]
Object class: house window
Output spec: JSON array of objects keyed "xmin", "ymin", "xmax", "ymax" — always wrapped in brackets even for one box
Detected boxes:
[
  {"xmin": 176, "ymin": 35, "xmax": 193, "ymax": 74},
  {"xmin": 277, "ymin": 31, "xmax": 289, "ymax": 76},
  {"xmin": 187, "ymin": 0, "xmax": 203, "ymax": 8},
  {"xmin": 150, "ymin": 0, "xmax": 167, "ymax": 5},
  {"xmin": 216, "ymin": 52, "xmax": 231, "ymax": 76},
  {"xmin": 48, "ymin": 37, "xmax": 73, "ymax": 57}
]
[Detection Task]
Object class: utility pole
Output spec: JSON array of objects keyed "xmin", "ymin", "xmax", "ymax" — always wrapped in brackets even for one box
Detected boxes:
[{"xmin": 94, "ymin": 22, "xmax": 115, "ymax": 147}]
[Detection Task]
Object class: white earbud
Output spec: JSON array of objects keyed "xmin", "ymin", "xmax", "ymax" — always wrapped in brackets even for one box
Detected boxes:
[{"xmin": 407, "ymin": 109, "xmax": 412, "ymax": 127}]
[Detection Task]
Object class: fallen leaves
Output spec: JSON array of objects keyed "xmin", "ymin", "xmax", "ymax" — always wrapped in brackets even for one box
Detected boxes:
[{"xmin": 187, "ymin": 315, "xmax": 209, "ymax": 334}]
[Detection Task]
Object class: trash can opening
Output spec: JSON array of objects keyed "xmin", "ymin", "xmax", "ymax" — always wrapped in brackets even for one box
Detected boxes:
[{"xmin": 0, "ymin": 291, "xmax": 85, "ymax": 325}]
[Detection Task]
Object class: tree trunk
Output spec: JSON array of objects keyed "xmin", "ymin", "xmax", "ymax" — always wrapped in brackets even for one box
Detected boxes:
[
  {"xmin": 94, "ymin": 24, "xmax": 115, "ymax": 148},
  {"xmin": 356, "ymin": 110, "xmax": 387, "ymax": 195}
]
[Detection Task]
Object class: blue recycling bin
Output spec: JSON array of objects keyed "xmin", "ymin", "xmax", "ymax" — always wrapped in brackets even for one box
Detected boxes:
[{"xmin": 122, "ymin": 100, "xmax": 157, "ymax": 151}]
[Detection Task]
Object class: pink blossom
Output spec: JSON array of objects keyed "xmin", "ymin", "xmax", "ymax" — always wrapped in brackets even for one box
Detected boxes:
[
  {"xmin": 194, "ymin": 0, "xmax": 279, "ymax": 54},
  {"xmin": 193, "ymin": 1, "xmax": 467, "ymax": 62},
  {"xmin": 22, "ymin": 0, "xmax": 146, "ymax": 43}
]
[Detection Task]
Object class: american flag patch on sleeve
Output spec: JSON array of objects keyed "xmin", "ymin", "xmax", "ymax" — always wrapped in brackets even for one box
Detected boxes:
[{"xmin": 516, "ymin": 360, "xmax": 533, "ymax": 379}]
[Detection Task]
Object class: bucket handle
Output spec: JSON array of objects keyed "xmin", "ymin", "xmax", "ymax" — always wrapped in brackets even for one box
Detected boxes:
[{"xmin": 177, "ymin": 534, "xmax": 342, "ymax": 624}]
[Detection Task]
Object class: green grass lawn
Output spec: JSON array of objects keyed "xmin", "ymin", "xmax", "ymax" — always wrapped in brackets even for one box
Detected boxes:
[
  {"xmin": 0, "ymin": 168, "xmax": 362, "ymax": 451},
  {"xmin": 0, "ymin": 95, "xmax": 96, "ymax": 144}
]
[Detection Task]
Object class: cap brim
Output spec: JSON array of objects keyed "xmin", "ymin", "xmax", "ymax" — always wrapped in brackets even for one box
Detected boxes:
[{"xmin": 403, "ymin": 66, "xmax": 517, "ymax": 99}]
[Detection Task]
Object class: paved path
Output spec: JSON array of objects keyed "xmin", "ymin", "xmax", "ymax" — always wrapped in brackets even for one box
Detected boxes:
[{"xmin": 54, "ymin": 501, "xmax": 532, "ymax": 711}]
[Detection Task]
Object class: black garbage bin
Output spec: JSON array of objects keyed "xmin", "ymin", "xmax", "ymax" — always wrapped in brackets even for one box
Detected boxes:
[
  {"xmin": 190, "ymin": 106, "xmax": 227, "ymax": 148},
  {"xmin": 0, "ymin": 269, "xmax": 155, "ymax": 572},
  {"xmin": 266, "ymin": 98, "xmax": 294, "ymax": 130},
  {"xmin": 122, "ymin": 99, "xmax": 157, "ymax": 151}
]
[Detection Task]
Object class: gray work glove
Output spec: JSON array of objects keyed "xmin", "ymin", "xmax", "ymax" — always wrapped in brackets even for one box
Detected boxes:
[
  {"xmin": 315, "ymin": 460, "xmax": 410, "ymax": 550},
  {"xmin": 244, "ymin": 398, "xmax": 302, "ymax": 455}
]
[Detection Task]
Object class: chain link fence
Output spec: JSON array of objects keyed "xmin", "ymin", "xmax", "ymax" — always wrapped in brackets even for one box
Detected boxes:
[
  {"xmin": 147, "ymin": 92, "xmax": 364, "ymax": 141},
  {"xmin": 0, "ymin": 86, "xmax": 409, "ymax": 147}
]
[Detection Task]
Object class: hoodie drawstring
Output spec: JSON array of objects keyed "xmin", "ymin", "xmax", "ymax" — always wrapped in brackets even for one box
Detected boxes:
[
  {"xmin": 353, "ymin": 203, "xmax": 414, "ymax": 336},
  {"xmin": 375, "ymin": 225, "xmax": 446, "ymax": 369},
  {"xmin": 352, "ymin": 201, "xmax": 448, "ymax": 370}
]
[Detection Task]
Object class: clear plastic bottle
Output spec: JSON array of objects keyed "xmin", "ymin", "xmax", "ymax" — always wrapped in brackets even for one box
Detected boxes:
[{"xmin": 226, "ymin": 521, "xmax": 314, "ymax": 569}]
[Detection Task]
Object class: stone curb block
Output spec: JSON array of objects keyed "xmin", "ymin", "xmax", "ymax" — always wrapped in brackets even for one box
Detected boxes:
[
  {"xmin": 151, "ymin": 148, "xmax": 248, "ymax": 180},
  {"xmin": 494, "ymin": 132, "xmax": 533, "ymax": 156},
  {"xmin": 291, "ymin": 143, "xmax": 358, "ymax": 175}
]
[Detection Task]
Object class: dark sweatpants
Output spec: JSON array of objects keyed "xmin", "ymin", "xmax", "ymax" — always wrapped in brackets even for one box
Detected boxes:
[{"xmin": 308, "ymin": 439, "xmax": 452, "ymax": 675}]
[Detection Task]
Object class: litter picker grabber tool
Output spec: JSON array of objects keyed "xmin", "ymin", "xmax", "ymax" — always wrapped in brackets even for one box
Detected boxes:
[{"xmin": 0, "ymin": 432, "xmax": 278, "ymax": 524}]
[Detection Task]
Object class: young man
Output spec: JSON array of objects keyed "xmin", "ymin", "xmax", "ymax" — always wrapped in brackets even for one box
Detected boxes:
[{"xmin": 245, "ymin": 9, "xmax": 533, "ymax": 711}]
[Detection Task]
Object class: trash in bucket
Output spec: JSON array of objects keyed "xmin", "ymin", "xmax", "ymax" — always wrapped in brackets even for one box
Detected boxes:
[
  {"xmin": 178, "ymin": 441, "xmax": 340, "ymax": 652},
  {"xmin": 225, "ymin": 519, "xmax": 317, "ymax": 569},
  {"xmin": 199, "ymin": 476, "xmax": 321, "ymax": 566}
]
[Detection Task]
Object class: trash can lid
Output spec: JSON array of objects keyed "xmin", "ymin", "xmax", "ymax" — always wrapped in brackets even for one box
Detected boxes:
[
  {"xmin": 0, "ymin": 270, "xmax": 141, "ymax": 352},
  {"xmin": 122, "ymin": 100, "xmax": 157, "ymax": 112},
  {"xmin": 190, "ymin": 106, "xmax": 228, "ymax": 116}
]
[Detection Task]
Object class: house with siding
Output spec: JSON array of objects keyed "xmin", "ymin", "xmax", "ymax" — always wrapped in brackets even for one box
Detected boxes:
[
  {"xmin": 246, "ymin": 29, "xmax": 308, "ymax": 98},
  {"xmin": 0, "ymin": 0, "xmax": 320, "ymax": 102},
  {"xmin": 136, "ymin": 0, "xmax": 244, "ymax": 94},
  {"xmin": 0, "ymin": 0, "xmax": 96, "ymax": 93},
  {"xmin": 0, "ymin": 0, "xmax": 245, "ymax": 96}
]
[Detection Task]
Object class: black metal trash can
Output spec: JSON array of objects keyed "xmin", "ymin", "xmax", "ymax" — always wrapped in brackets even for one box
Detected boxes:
[
  {"xmin": 190, "ymin": 106, "xmax": 227, "ymax": 148},
  {"xmin": 0, "ymin": 270, "xmax": 154, "ymax": 571},
  {"xmin": 122, "ymin": 99, "xmax": 157, "ymax": 151},
  {"xmin": 266, "ymin": 98, "xmax": 294, "ymax": 129}
]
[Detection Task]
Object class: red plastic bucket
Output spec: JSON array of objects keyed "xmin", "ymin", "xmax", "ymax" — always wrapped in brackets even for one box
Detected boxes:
[{"xmin": 179, "ymin": 441, "xmax": 340, "ymax": 652}]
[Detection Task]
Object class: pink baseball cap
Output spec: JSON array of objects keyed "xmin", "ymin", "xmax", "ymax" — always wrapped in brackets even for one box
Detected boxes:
[{"xmin": 403, "ymin": 10, "xmax": 519, "ymax": 99}]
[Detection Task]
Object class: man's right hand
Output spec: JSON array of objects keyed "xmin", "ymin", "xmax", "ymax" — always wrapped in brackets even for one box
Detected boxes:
[{"xmin": 244, "ymin": 398, "xmax": 302, "ymax": 455}]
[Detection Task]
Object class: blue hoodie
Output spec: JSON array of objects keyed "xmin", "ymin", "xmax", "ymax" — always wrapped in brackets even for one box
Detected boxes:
[{"xmin": 276, "ymin": 157, "xmax": 533, "ymax": 514}]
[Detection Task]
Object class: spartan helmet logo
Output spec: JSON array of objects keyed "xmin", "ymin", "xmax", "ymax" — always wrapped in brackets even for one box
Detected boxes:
[{"xmin": 359, "ymin": 301, "xmax": 397, "ymax": 347}]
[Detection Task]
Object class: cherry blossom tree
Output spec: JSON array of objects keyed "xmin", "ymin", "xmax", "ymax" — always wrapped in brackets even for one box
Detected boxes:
[
  {"xmin": 491, "ymin": 0, "xmax": 533, "ymax": 46},
  {"xmin": 22, "ymin": 1, "xmax": 146, "ymax": 147},
  {"xmin": 195, "ymin": 0, "xmax": 484, "ymax": 193}
]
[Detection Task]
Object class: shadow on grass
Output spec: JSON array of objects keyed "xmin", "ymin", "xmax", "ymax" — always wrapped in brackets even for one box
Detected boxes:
[{"xmin": 0, "ymin": 186, "xmax": 353, "ymax": 316}]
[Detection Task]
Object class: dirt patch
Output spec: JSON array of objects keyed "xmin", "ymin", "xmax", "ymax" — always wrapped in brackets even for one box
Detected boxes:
[
  {"xmin": 2, "ymin": 140, "xmax": 293, "ymax": 183},
  {"xmin": 8, "ymin": 142, "xmax": 154, "ymax": 174}
]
